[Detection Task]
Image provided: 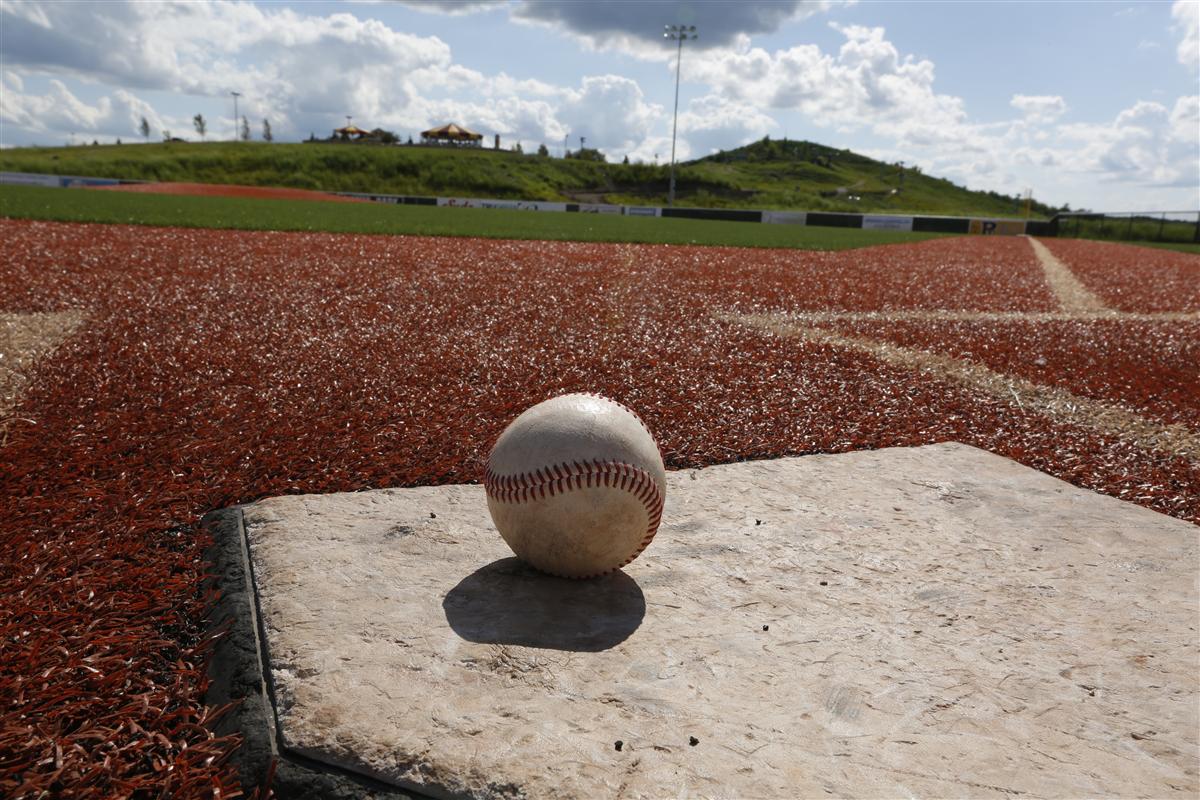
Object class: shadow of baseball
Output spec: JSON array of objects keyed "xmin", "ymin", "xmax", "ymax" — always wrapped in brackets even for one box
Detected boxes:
[{"xmin": 442, "ymin": 558, "xmax": 645, "ymax": 652}]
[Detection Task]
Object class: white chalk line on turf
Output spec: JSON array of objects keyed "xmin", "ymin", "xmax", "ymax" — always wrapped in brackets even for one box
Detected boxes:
[
  {"xmin": 725, "ymin": 312, "xmax": 1200, "ymax": 463},
  {"xmin": 755, "ymin": 310, "xmax": 1199, "ymax": 324},
  {"xmin": 1025, "ymin": 236, "xmax": 1110, "ymax": 313}
]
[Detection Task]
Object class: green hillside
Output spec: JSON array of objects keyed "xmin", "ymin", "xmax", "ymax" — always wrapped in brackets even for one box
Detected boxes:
[{"xmin": 0, "ymin": 138, "xmax": 1058, "ymax": 218}]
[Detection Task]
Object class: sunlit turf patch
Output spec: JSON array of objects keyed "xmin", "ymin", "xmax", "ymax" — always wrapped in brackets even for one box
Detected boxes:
[
  {"xmin": 0, "ymin": 310, "xmax": 84, "ymax": 432},
  {"xmin": 0, "ymin": 184, "xmax": 946, "ymax": 250}
]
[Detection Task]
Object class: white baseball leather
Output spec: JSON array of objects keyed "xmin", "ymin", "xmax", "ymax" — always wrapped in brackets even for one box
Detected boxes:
[{"xmin": 484, "ymin": 393, "xmax": 666, "ymax": 579}]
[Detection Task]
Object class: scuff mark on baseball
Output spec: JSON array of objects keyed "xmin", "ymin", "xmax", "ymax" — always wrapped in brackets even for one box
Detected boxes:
[{"xmin": 483, "ymin": 393, "xmax": 666, "ymax": 579}]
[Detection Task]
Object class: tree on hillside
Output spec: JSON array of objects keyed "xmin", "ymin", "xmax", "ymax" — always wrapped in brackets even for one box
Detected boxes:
[
  {"xmin": 622, "ymin": 154, "xmax": 629, "ymax": 164},
  {"xmin": 193, "ymin": 114, "xmax": 207, "ymax": 140},
  {"xmin": 262, "ymin": 118, "xmax": 273, "ymax": 142},
  {"xmin": 240, "ymin": 115, "xmax": 251, "ymax": 141},
  {"xmin": 537, "ymin": 143, "xmax": 549, "ymax": 157},
  {"xmin": 139, "ymin": 116, "xmax": 150, "ymax": 141}
]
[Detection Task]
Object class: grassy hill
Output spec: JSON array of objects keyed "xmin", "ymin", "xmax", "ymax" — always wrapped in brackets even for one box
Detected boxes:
[{"xmin": 0, "ymin": 138, "xmax": 1058, "ymax": 218}]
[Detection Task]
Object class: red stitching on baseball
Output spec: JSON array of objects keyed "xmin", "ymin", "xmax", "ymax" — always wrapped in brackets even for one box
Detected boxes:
[{"xmin": 483, "ymin": 457, "xmax": 665, "ymax": 580}]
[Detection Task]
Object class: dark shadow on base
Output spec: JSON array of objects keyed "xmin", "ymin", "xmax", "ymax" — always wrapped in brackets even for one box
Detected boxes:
[{"xmin": 442, "ymin": 558, "xmax": 645, "ymax": 652}]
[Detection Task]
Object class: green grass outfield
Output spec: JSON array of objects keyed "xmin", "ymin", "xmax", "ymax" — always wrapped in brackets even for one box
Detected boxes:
[
  {"xmin": 0, "ymin": 185, "xmax": 948, "ymax": 250},
  {"xmin": 1123, "ymin": 240, "xmax": 1200, "ymax": 255}
]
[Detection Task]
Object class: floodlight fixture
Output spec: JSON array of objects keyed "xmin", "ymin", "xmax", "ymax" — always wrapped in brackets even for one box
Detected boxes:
[{"xmin": 662, "ymin": 24, "xmax": 698, "ymax": 205}]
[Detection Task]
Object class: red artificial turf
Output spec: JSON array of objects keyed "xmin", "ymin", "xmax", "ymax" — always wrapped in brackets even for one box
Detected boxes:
[
  {"xmin": 817, "ymin": 317, "xmax": 1200, "ymax": 430},
  {"xmin": 1035, "ymin": 237, "xmax": 1200, "ymax": 312},
  {"xmin": 1, "ymin": 219, "xmax": 1196, "ymax": 798}
]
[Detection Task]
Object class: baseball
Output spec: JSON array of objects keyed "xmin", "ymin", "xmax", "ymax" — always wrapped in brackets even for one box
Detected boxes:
[{"xmin": 483, "ymin": 393, "xmax": 666, "ymax": 579}]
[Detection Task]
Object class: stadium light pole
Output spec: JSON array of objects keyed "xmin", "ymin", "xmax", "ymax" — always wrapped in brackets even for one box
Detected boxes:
[
  {"xmin": 231, "ymin": 92, "xmax": 241, "ymax": 141},
  {"xmin": 663, "ymin": 24, "xmax": 697, "ymax": 206}
]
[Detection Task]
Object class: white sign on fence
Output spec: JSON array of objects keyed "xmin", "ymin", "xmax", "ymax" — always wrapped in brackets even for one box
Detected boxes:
[
  {"xmin": 1, "ymin": 172, "xmax": 65, "ymax": 187},
  {"xmin": 577, "ymin": 203, "xmax": 622, "ymax": 214},
  {"xmin": 437, "ymin": 197, "xmax": 567, "ymax": 212},
  {"xmin": 862, "ymin": 215, "xmax": 914, "ymax": 231},
  {"xmin": 624, "ymin": 206, "xmax": 661, "ymax": 217},
  {"xmin": 762, "ymin": 211, "xmax": 807, "ymax": 225}
]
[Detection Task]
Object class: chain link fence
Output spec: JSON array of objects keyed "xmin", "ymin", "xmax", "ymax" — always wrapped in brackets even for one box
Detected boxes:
[{"xmin": 1049, "ymin": 211, "xmax": 1200, "ymax": 244}]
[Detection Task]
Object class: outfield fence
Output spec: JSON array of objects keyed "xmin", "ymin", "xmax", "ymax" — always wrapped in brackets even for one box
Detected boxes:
[
  {"xmin": 1049, "ymin": 211, "xmax": 1200, "ymax": 244},
  {"xmin": 7, "ymin": 170, "xmax": 1195, "ymax": 244}
]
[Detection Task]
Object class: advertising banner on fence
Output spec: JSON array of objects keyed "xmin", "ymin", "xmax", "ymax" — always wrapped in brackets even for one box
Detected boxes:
[
  {"xmin": 438, "ymin": 198, "xmax": 567, "ymax": 212},
  {"xmin": 62, "ymin": 177, "xmax": 120, "ymax": 187},
  {"xmin": 1, "ymin": 172, "xmax": 67, "ymax": 187},
  {"xmin": 968, "ymin": 219, "xmax": 1026, "ymax": 236},
  {"xmin": 343, "ymin": 192, "xmax": 402, "ymax": 204},
  {"xmin": 762, "ymin": 211, "xmax": 807, "ymax": 225},
  {"xmin": 862, "ymin": 215, "xmax": 914, "ymax": 231},
  {"xmin": 577, "ymin": 203, "xmax": 623, "ymax": 214},
  {"xmin": 624, "ymin": 206, "xmax": 661, "ymax": 217}
]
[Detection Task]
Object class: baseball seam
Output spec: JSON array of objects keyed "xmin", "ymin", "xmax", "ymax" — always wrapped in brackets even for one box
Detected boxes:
[{"xmin": 483, "ymin": 458, "xmax": 665, "ymax": 579}]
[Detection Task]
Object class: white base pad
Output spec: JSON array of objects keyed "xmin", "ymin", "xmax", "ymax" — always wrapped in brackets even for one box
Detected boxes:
[{"xmin": 242, "ymin": 443, "xmax": 1198, "ymax": 799}]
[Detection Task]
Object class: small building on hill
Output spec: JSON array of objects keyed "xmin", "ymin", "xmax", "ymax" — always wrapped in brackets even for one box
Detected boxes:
[
  {"xmin": 421, "ymin": 123, "xmax": 483, "ymax": 147},
  {"xmin": 333, "ymin": 125, "xmax": 371, "ymax": 141}
]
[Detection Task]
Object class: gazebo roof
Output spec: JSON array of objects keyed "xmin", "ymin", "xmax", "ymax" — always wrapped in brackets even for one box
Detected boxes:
[
  {"xmin": 421, "ymin": 123, "xmax": 482, "ymax": 140},
  {"xmin": 334, "ymin": 125, "xmax": 370, "ymax": 136}
]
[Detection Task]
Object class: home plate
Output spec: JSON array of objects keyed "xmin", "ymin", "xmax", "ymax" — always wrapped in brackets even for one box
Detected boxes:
[{"xmin": 204, "ymin": 442, "xmax": 1198, "ymax": 799}]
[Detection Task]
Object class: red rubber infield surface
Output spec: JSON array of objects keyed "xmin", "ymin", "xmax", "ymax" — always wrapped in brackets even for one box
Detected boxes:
[
  {"xmin": 1, "ymin": 219, "xmax": 1196, "ymax": 797},
  {"xmin": 1037, "ymin": 237, "xmax": 1200, "ymax": 313},
  {"xmin": 86, "ymin": 181, "xmax": 367, "ymax": 203}
]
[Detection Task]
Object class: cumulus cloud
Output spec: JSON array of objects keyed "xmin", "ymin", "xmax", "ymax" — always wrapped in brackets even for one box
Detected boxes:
[
  {"xmin": 1011, "ymin": 94, "xmax": 1067, "ymax": 123},
  {"xmin": 691, "ymin": 23, "xmax": 966, "ymax": 140},
  {"xmin": 0, "ymin": 1, "xmax": 453, "ymax": 104},
  {"xmin": 511, "ymin": 0, "xmax": 838, "ymax": 53},
  {"xmin": 1173, "ymin": 0, "xmax": 1199, "ymax": 69},
  {"xmin": 675, "ymin": 95, "xmax": 777, "ymax": 157},
  {"xmin": 0, "ymin": 79, "xmax": 168, "ymax": 141}
]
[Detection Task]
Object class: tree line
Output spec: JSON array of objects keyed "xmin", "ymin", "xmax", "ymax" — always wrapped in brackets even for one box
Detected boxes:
[{"xmin": 137, "ymin": 114, "xmax": 273, "ymax": 143}]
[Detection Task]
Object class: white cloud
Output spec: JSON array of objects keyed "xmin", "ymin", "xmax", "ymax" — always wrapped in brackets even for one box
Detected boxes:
[
  {"xmin": 1011, "ymin": 94, "xmax": 1067, "ymax": 123},
  {"xmin": 0, "ymin": 79, "xmax": 168, "ymax": 141},
  {"xmin": 0, "ymin": 0, "xmax": 50, "ymax": 27},
  {"xmin": 557, "ymin": 75, "xmax": 661, "ymax": 155},
  {"xmin": 0, "ymin": 2, "xmax": 453, "ymax": 106},
  {"xmin": 676, "ymin": 95, "xmax": 777, "ymax": 157},
  {"xmin": 691, "ymin": 23, "xmax": 966, "ymax": 139},
  {"xmin": 1173, "ymin": 0, "xmax": 1199, "ymax": 69}
]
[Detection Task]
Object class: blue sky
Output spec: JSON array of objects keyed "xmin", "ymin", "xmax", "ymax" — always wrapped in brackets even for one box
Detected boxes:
[{"xmin": 1, "ymin": 0, "xmax": 1197, "ymax": 211}]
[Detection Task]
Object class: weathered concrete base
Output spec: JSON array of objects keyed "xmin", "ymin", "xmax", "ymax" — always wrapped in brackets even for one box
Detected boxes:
[{"xmin": 209, "ymin": 443, "xmax": 1199, "ymax": 799}]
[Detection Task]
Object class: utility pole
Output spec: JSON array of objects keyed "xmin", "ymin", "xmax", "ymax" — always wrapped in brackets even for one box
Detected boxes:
[
  {"xmin": 231, "ymin": 92, "xmax": 241, "ymax": 141},
  {"xmin": 663, "ymin": 24, "xmax": 698, "ymax": 206}
]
